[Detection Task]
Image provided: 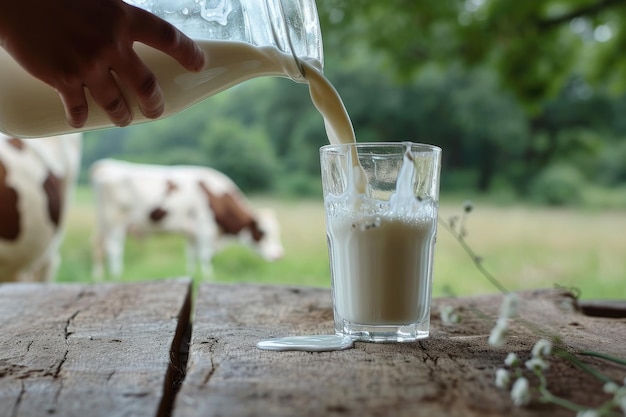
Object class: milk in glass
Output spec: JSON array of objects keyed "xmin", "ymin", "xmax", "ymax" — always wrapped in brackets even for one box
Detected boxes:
[{"xmin": 321, "ymin": 144, "xmax": 439, "ymax": 341}]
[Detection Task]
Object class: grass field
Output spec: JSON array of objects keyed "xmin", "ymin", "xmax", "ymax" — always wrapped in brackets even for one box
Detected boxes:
[{"xmin": 57, "ymin": 186, "xmax": 626, "ymax": 300}]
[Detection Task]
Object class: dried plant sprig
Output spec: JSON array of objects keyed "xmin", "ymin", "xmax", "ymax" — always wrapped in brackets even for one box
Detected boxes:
[
  {"xmin": 441, "ymin": 202, "xmax": 626, "ymax": 415},
  {"xmin": 439, "ymin": 305, "xmax": 461, "ymax": 325},
  {"xmin": 580, "ymin": 352, "xmax": 626, "ymax": 367},
  {"xmin": 438, "ymin": 212, "xmax": 509, "ymax": 294}
]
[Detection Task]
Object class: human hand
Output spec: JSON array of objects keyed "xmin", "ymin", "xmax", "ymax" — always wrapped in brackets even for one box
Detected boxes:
[{"xmin": 0, "ymin": 0, "xmax": 206, "ymax": 128}]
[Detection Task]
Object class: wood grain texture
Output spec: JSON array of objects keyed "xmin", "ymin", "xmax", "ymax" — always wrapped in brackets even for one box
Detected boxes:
[
  {"xmin": 0, "ymin": 278, "xmax": 192, "ymax": 417},
  {"xmin": 175, "ymin": 284, "xmax": 625, "ymax": 417}
]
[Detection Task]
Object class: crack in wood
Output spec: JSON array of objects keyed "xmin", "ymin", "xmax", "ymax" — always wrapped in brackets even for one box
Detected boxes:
[
  {"xmin": 201, "ymin": 360, "xmax": 217, "ymax": 386},
  {"xmin": 0, "ymin": 279, "xmax": 196, "ymax": 417},
  {"xmin": 106, "ymin": 370, "xmax": 116, "ymax": 382},
  {"xmin": 52, "ymin": 350, "xmax": 68, "ymax": 379},
  {"xmin": 198, "ymin": 337, "xmax": 219, "ymax": 386},
  {"xmin": 156, "ymin": 281, "xmax": 193, "ymax": 417},
  {"xmin": 50, "ymin": 378, "xmax": 64, "ymax": 414},
  {"xmin": 62, "ymin": 310, "xmax": 80, "ymax": 340},
  {"xmin": 52, "ymin": 310, "xmax": 79, "ymax": 383},
  {"xmin": 49, "ymin": 325, "xmax": 72, "ymax": 415},
  {"xmin": 10, "ymin": 380, "xmax": 25, "ymax": 417}
]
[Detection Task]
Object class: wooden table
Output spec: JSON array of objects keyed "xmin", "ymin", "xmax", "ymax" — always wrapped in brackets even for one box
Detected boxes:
[{"xmin": 0, "ymin": 278, "xmax": 624, "ymax": 417}]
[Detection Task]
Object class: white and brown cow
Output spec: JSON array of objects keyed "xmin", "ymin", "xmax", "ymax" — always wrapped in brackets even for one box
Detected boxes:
[
  {"xmin": 90, "ymin": 159, "xmax": 284, "ymax": 280},
  {"xmin": 0, "ymin": 133, "xmax": 82, "ymax": 282}
]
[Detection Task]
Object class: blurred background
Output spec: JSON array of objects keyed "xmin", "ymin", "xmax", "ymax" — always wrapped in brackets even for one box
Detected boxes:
[{"xmin": 58, "ymin": 0, "xmax": 626, "ymax": 299}]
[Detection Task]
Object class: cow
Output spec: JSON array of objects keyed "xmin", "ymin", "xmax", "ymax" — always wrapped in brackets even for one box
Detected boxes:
[
  {"xmin": 0, "ymin": 133, "xmax": 82, "ymax": 282},
  {"xmin": 90, "ymin": 159, "xmax": 284, "ymax": 280}
]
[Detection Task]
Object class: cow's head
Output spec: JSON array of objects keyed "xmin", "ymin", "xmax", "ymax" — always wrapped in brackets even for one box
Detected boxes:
[
  {"xmin": 245, "ymin": 208, "xmax": 284, "ymax": 261},
  {"xmin": 199, "ymin": 182, "xmax": 284, "ymax": 261}
]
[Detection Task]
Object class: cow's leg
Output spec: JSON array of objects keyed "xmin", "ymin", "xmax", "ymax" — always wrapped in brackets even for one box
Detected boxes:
[
  {"xmin": 17, "ymin": 254, "xmax": 57, "ymax": 282},
  {"xmin": 21, "ymin": 236, "xmax": 62, "ymax": 282},
  {"xmin": 184, "ymin": 242, "xmax": 198, "ymax": 275},
  {"xmin": 91, "ymin": 232, "xmax": 106, "ymax": 281},
  {"xmin": 35, "ymin": 256, "xmax": 57, "ymax": 282},
  {"xmin": 188, "ymin": 237, "xmax": 214, "ymax": 280},
  {"xmin": 104, "ymin": 227, "xmax": 127, "ymax": 279}
]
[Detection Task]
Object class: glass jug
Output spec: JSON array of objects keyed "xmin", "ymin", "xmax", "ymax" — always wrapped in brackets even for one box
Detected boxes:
[{"xmin": 0, "ymin": 0, "xmax": 323, "ymax": 138}]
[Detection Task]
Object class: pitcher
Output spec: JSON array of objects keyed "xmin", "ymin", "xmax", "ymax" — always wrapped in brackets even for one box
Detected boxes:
[{"xmin": 0, "ymin": 0, "xmax": 323, "ymax": 138}]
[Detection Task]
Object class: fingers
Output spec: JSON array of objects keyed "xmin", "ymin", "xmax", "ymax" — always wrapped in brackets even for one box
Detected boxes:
[
  {"xmin": 86, "ymin": 70, "xmax": 134, "ymax": 127},
  {"xmin": 112, "ymin": 52, "xmax": 165, "ymax": 120},
  {"xmin": 54, "ymin": 4, "xmax": 205, "ymax": 129},
  {"xmin": 57, "ymin": 87, "xmax": 89, "ymax": 128},
  {"xmin": 130, "ymin": 6, "xmax": 206, "ymax": 72},
  {"xmin": 57, "ymin": 70, "xmax": 134, "ymax": 128}
]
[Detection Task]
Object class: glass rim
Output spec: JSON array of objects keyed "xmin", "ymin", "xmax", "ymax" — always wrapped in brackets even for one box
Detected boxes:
[{"xmin": 320, "ymin": 141, "xmax": 441, "ymax": 153}]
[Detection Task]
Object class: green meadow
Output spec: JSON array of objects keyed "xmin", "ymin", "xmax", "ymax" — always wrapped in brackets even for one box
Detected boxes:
[{"xmin": 57, "ymin": 186, "xmax": 626, "ymax": 300}]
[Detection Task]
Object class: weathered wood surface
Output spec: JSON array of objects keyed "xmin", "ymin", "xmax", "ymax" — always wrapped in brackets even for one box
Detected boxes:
[
  {"xmin": 1, "ymin": 280, "xmax": 623, "ymax": 417},
  {"xmin": 0, "ymin": 278, "xmax": 192, "ymax": 417},
  {"xmin": 175, "ymin": 284, "xmax": 626, "ymax": 417}
]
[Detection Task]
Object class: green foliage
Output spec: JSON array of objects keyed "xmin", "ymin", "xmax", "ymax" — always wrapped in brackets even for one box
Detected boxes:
[
  {"xmin": 529, "ymin": 163, "xmax": 585, "ymax": 206},
  {"xmin": 596, "ymin": 139, "xmax": 626, "ymax": 185},
  {"xmin": 276, "ymin": 172, "xmax": 322, "ymax": 197},
  {"xmin": 199, "ymin": 120, "xmax": 279, "ymax": 192},
  {"xmin": 318, "ymin": 0, "xmax": 626, "ymax": 103}
]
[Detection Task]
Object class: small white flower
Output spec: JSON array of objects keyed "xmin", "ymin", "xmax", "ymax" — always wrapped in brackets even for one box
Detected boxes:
[
  {"xmin": 609, "ymin": 384, "xmax": 626, "ymax": 415},
  {"xmin": 531, "ymin": 339, "xmax": 552, "ymax": 358},
  {"xmin": 511, "ymin": 377, "xmax": 530, "ymax": 406},
  {"xmin": 618, "ymin": 396, "xmax": 626, "ymax": 415},
  {"xmin": 615, "ymin": 385, "xmax": 626, "ymax": 401},
  {"xmin": 504, "ymin": 352, "xmax": 520, "ymax": 367},
  {"xmin": 440, "ymin": 305, "xmax": 461, "ymax": 325},
  {"xmin": 576, "ymin": 410, "xmax": 600, "ymax": 417},
  {"xmin": 495, "ymin": 368, "xmax": 511, "ymax": 389},
  {"xmin": 488, "ymin": 317, "xmax": 509, "ymax": 347},
  {"xmin": 603, "ymin": 382, "xmax": 619, "ymax": 394},
  {"xmin": 499, "ymin": 293, "xmax": 520, "ymax": 319},
  {"xmin": 525, "ymin": 357, "xmax": 549, "ymax": 371}
]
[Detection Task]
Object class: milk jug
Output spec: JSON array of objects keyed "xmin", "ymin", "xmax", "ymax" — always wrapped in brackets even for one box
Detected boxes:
[{"xmin": 0, "ymin": 0, "xmax": 323, "ymax": 138}]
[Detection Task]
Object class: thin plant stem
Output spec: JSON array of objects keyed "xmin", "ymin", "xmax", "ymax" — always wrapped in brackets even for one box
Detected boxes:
[
  {"xmin": 580, "ymin": 351, "xmax": 626, "ymax": 367},
  {"xmin": 554, "ymin": 349, "xmax": 615, "ymax": 384},
  {"xmin": 535, "ymin": 369, "xmax": 584, "ymax": 412},
  {"xmin": 466, "ymin": 304, "xmax": 491, "ymax": 321},
  {"xmin": 438, "ymin": 217, "xmax": 510, "ymax": 294},
  {"xmin": 440, "ymin": 206, "xmax": 626, "ymax": 416}
]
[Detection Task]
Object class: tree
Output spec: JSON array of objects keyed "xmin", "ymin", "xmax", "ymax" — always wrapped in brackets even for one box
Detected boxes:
[
  {"xmin": 318, "ymin": 0, "xmax": 626, "ymax": 104},
  {"xmin": 200, "ymin": 120, "xmax": 279, "ymax": 192}
]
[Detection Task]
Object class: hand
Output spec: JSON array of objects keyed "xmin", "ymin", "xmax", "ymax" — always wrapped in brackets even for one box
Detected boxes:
[{"xmin": 0, "ymin": 0, "xmax": 206, "ymax": 128}]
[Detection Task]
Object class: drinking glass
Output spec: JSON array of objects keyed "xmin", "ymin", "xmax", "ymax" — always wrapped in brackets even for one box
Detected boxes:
[{"xmin": 320, "ymin": 142, "xmax": 442, "ymax": 342}]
